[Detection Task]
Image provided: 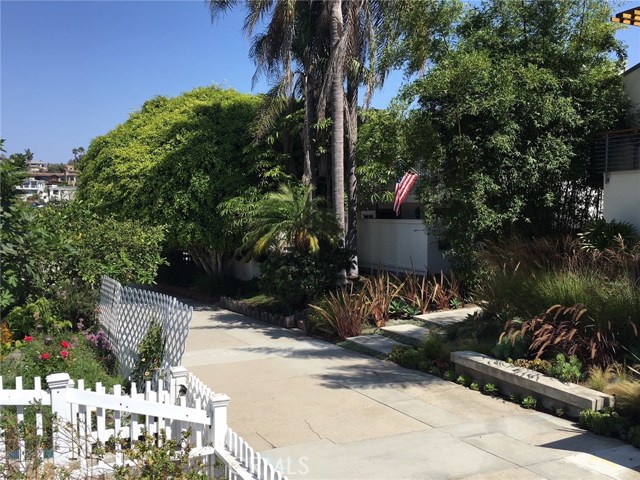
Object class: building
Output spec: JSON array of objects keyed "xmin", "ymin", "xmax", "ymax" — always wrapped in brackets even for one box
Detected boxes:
[
  {"xmin": 15, "ymin": 177, "xmax": 47, "ymax": 201},
  {"xmin": 599, "ymin": 62, "xmax": 640, "ymax": 230}
]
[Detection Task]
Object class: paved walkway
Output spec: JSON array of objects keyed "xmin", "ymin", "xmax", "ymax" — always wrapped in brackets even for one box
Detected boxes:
[{"xmin": 182, "ymin": 303, "xmax": 640, "ymax": 480}]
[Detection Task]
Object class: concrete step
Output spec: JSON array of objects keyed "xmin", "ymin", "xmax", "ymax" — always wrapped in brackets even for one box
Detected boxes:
[
  {"xmin": 342, "ymin": 334, "xmax": 406, "ymax": 358},
  {"xmin": 380, "ymin": 324, "xmax": 434, "ymax": 347},
  {"xmin": 413, "ymin": 306, "xmax": 482, "ymax": 327}
]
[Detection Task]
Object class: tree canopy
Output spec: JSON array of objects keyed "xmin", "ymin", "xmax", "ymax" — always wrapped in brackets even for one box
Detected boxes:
[
  {"xmin": 398, "ymin": 0, "xmax": 628, "ymax": 247},
  {"xmin": 79, "ymin": 86, "xmax": 290, "ymax": 275}
]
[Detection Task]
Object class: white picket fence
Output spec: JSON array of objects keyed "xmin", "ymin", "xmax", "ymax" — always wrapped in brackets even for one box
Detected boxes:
[
  {"xmin": 0, "ymin": 369, "xmax": 288, "ymax": 480},
  {"xmin": 98, "ymin": 277, "xmax": 193, "ymax": 380}
]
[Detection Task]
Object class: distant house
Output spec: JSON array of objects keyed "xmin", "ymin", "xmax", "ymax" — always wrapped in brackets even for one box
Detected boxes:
[
  {"xmin": 46, "ymin": 184, "xmax": 77, "ymax": 202},
  {"xmin": 599, "ymin": 62, "xmax": 640, "ymax": 230},
  {"xmin": 28, "ymin": 160, "xmax": 46, "ymax": 172},
  {"xmin": 15, "ymin": 177, "xmax": 46, "ymax": 201}
]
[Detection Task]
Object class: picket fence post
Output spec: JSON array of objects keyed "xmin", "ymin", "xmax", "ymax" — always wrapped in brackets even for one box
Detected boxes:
[
  {"xmin": 169, "ymin": 366, "xmax": 188, "ymax": 402},
  {"xmin": 210, "ymin": 394, "xmax": 230, "ymax": 449},
  {"xmin": 47, "ymin": 373, "xmax": 73, "ymax": 464}
]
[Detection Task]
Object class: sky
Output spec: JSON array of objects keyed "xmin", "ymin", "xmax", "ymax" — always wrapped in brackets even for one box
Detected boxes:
[{"xmin": 1, "ymin": 1, "xmax": 640, "ymax": 163}]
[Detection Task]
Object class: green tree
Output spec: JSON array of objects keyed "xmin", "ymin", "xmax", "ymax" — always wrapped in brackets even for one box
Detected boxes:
[
  {"xmin": 400, "ymin": 0, "xmax": 628, "ymax": 279},
  {"xmin": 242, "ymin": 183, "xmax": 340, "ymax": 256},
  {"xmin": 79, "ymin": 86, "xmax": 288, "ymax": 276}
]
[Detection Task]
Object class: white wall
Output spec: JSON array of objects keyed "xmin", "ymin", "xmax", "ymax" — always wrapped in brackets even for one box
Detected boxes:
[
  {"xmin": 357, "ymin": 219, "xmax": 450, "ymax": 274},
  {"xmin": 229, "ymin": 259, "xmax": 261, "ymax": 281},
  {"xmin": 625, "ymin": 64, "xmax": 640, "ymax": 126},
  {"xmin": 603, "ymin": 170, "xmax": 640, "ymax": 231}
]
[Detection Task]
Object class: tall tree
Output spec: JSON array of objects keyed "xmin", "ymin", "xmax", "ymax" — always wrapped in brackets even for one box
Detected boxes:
[{"xmin": 400, "ymin": 0, "xmax": 628, "ymax": 276}]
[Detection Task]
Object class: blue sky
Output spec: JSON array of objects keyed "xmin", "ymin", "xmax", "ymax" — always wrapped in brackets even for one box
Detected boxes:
[{"xmin": 2, "ymin": 1, "xmax": 639, "ymax": 163}]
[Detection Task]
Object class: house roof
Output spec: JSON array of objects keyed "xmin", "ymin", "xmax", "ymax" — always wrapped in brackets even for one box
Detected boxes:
[
  {"xmin": 612, "ymin": 6, "xmax": 640, "ymax": 26},
  {"xmin": 625, "ymin": 62, "xmax": 640, "ymax": 76}
]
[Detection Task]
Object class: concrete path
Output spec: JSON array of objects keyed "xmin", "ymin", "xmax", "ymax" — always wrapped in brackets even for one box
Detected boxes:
[{"xmin": 183, "ymin": 303, "xmax": 640, "ymax": 480}]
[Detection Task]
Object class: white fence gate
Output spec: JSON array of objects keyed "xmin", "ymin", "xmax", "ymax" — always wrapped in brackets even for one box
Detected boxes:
[
  {"xmin": 98, "ymin": 277, "xmax": 193, "ymax": 380},
  {"xmin": 0, "ymin": 369, "xmax": 287, "ymax": 480}
]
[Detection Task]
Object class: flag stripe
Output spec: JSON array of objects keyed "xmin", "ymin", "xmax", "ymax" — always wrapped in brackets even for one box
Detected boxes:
[{"xmin": 393, "ymin": 171, "xmax": 418, "ymax": 215}]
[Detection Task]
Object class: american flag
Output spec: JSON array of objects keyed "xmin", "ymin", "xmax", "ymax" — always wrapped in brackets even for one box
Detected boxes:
[{"xmin": 394, "ymin": 170, "xmax": 419, "ymax": 216}]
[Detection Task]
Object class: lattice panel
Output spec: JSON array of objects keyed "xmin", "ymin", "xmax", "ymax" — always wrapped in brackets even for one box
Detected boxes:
[{"xmin": 98, "ymin": 277, "xmax": 193, "ymax": 380}]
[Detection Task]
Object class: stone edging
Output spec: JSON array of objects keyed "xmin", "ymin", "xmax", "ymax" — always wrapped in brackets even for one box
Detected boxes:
[
  {"xmin": 451, "ymin": 350, "xmax": 614, "ymax": 418},
  {"xmin": 218, "ymin": 296, "xmax": 309, "ymax": 331}
]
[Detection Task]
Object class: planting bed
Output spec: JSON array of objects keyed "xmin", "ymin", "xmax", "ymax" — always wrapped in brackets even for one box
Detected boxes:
[{"xmin": 451, "ymin": 350, "xmax": 614, "ymax": 418}]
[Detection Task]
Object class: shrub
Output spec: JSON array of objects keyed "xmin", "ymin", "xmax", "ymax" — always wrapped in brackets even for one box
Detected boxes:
[
  {"xmin": 431, "ymin": 272, "xmax": 462, "ymax": 310},
  {"xmin": 502, "ymin": 304, "xmax": 628, "ymax": 367},
  {"xmin": 606, "ymin": 381, "xmax": 640, "ymax": 422},
  {"xmin": 545, "ymin": 354, "xmax": 582, "ymax": 383},
  {"xmin": 628, "ymin": 425, "xmax": 640, "ymax": 448},
  {"xmin": 420, "ymin": 335, "xmax": 451, "ymax": 363},
  {"xmin": 456, "ymin": 374, "xmax": 470, "ymax": 386},
  {"xmin": 0, "ymin": 332, "xmax": 123, "ymax": 390},
  {"xmin": 579, "ymin": 409, "xmax": 632, "ymax": 437},
  {"xmin": 259, "ymin": 247, "xmax": 348, "ymax": 311},
  {"xmin": 522, "ymin": 395, "xmax": 538, "ymax": 409},
  {"xmin": 512, "ymin": 358, "xmax": 551, "ymax": 373},
  {"xmin": 482, "ymin": 383, "xmax": 499, "ymax": 396},
  {"xmin": 400, "ymin": 270, "xmax": 433, "ymax": 314},
  {"xmin": 4, "ymin": 298, "xmax": 72, "ymax": 339},
  {"xmin": 131, "ymin": 321, "xmax": 164, "ymax": 387},
  {"xmin": 310, "ymin": 285, "xmax": 371, "ymax": 340},
  {"xmin": 493, "ymin": 330, "xmax": 528, "ymax": 361},
  {"xmin": 113, "ymin": 429, "xmax": 208, "ymax": 480},
  {"xmin": 389, "ymin": 298, "xmax": 420, "ymax": 319},
  {"xmin": 578, "ymin": 219, "xmax": 637, "ymax": 252},
  {"xmin": 585, "ymin": 365, "xmax": 615, "ymax": 392},
  {"xmin": 443, "ymin": 370, "xmax": 456, "ymax": 381},
  {"xmin": 364, "ymin": 271, "xmax": 403, "ymax": 328},
  {"xmin": 469, "ymin": 382, "xmax": 480, "ymax": 391}
]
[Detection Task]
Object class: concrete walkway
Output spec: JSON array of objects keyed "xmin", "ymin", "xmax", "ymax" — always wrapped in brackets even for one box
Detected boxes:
[{"xmin": 183, "ymin": 303, "xmax": 640, "ymax": 480}]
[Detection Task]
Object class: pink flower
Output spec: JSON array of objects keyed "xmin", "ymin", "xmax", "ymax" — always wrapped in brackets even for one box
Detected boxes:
[
  {"xmin": 24, "ymin": 336, "xmax": 33, "ymax": 343},
  {"xmin": 60, "ymin": 340, "xmax": 70, "ymax": 349},
  {"xmin": 60, "ymin": 350, "xmax": 69, "ymax": 359},
  {"xmin": 40, "ymin": 353, "xmax": 51, "ymax": 360}
]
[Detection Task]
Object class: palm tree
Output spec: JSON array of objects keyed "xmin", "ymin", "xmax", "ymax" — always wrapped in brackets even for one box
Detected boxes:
[{"xmin": 242, "ymin": 183, "xmax": 340, "ymax": 257}]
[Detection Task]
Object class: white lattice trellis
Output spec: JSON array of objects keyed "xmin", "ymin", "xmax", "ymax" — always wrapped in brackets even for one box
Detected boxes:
[{"xmin": 98, "ymin": 277, "xmax": 193, "ymax": 380}]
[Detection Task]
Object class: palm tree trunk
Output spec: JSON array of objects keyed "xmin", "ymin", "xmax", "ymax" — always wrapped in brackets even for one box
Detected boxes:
[
  {"xmin": 302, "ymin": 74, "xmax": 317, "ymax": 188},
  {"xmin": 330, "ymin": 0, "xmax": 345, "ymax": 237},
  {"xmin": 330, "ymin": 0, "xmax": 347, "ymax": 285},
  {"xmin": 346, "ymin": 76, "xmax": 359, "ymax": 278}
]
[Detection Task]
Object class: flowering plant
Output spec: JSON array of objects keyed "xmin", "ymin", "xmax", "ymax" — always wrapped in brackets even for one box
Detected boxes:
[{"xmin": 40, "ymin": 352, "xmax": 51, "ymax": 360}]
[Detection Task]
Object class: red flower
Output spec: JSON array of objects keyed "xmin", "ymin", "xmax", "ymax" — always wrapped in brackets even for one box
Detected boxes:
[
  {"xmin": 60, "ymin": 350, "xmax": 69, "ymax": 359},
  {"xmin": 40, "ymin": 353, "xmax": 51, "ymax": 360},
  {"xmin": 60, "ymin": 340, "xmax": 70, "ymax": 349},
  {"xmin": 24, "ymin": 336, "xmax": 33, "ymax": 343}
]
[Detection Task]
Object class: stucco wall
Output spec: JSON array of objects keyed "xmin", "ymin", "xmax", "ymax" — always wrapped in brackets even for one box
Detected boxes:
[
  {"xmin": 603, "ymin": 170, "xmax": 640, "ymax": 231},
  {"xmin": 625, "ymin": 64, "xmax": 640, "ymax": 126}
]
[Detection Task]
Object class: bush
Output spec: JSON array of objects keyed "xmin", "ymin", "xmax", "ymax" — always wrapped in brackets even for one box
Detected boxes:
[
  {"xmin": 260, "ymin": 247, "xmax": 348, "ymax": 311},
  {"xmin": 512, "ymin": 358, "xmax": 552, "ymax": 373},
  {"xmin": 131, "ymin": 321, "xmax": 164, "ymax": 387},
  {"xmin": 4, "ymin": 298, "xmax": 72, "ymax": 339},
  {"xmin": 579, "ymin": 409, "xmax": 632, "ymax": 438},
  {"xmin": 492, "ymin": 330, "xmax": 527, "ymax": 361},
  {"xmin": 0, "ymin": 332, "xmax": 123, "ymax": 390},
  {"xmin": 545, "ymin": 354, "xmax": 582, "ymax": 383},
  {"xmin": 310, "ymin": 285, "xmax": 371, "ymax": 340},
  {"xmin": 585, "ymin": 365, "xmax": 615, "ymax": 392},
  {"xmin": 578, "ymin": 219, "xmax": 637, "ymax": 252},
  {"xmin": 364, "ymin": 271, "xmax": 403, "ymax": 327},
  {"xmin": 606, "ymin": 381, "xmax": 640, "ymax": 422},
  {"xmin": 479, "ymin": 237, "xmax": 640, "ymax": 365}
]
